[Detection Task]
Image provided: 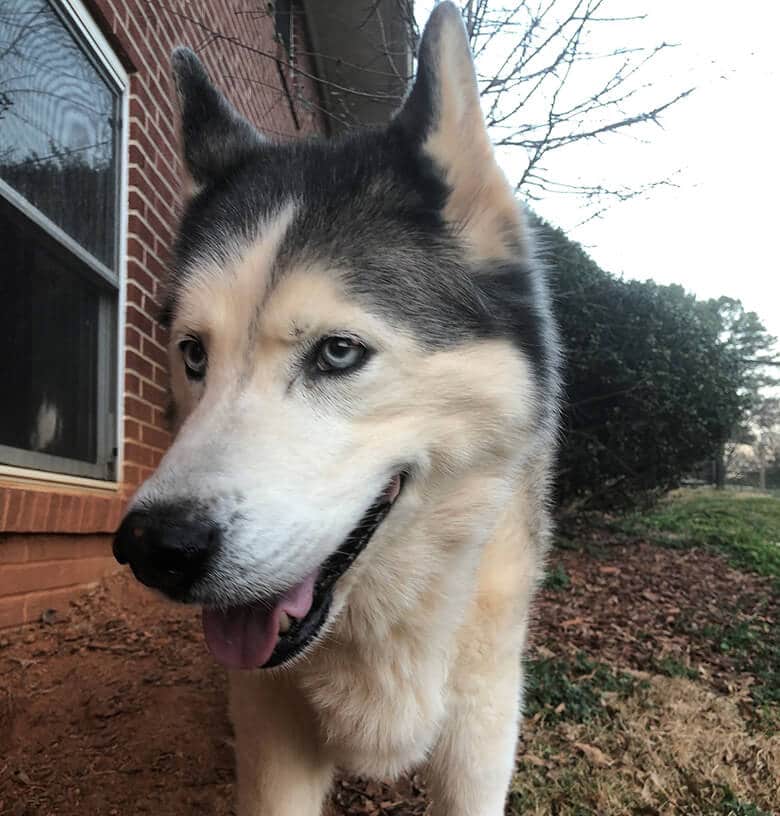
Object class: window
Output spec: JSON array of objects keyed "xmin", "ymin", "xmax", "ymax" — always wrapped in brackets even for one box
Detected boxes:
[{"xmin": 0, "ymin": 0, "xmax": 127, "ymax": 481}]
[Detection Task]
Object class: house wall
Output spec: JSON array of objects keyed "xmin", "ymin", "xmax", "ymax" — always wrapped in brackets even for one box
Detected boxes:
[{"xmin": 0, "ymin": 0, "xmax": 323, "ymax": 628}]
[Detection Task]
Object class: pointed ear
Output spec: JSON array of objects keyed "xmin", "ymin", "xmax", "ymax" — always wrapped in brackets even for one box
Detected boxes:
[
  {"xmin": 171, "ymin": 48, "xmax": 263, "ymax": 190},
  {"xmin": 396, "ymin": 3, "xmax": 522, "ymax": 258}
]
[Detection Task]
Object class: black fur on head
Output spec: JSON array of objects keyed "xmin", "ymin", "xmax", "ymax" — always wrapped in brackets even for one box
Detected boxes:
[
  {"xmin": 165, "ymin": 3, "xmax": 560, "ymax": 396},
  {"xmin": 171, "ymin": 47, "xmax": 264, "ymax": 186}
]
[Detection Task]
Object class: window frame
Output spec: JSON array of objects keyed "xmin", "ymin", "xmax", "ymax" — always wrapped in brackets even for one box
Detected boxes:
[{"xmin": 0, "ymin": 0, "xmax": 129, "ymax": 484}]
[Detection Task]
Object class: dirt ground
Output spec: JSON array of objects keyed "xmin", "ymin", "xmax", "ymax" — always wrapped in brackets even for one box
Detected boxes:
[{"xmin": 0, "ymin": 534, "xmax": 777, "ymax": 816}]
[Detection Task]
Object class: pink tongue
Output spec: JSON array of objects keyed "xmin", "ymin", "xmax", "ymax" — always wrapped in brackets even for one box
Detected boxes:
[{"xmin": 202, "ymin": 573, "xmax": 317, "ymax": 670}]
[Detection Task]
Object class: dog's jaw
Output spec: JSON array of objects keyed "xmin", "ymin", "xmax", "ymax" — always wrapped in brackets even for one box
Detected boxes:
[{"xmin": 200, "ymin": 473, "xmax": 405, "ymax": 670}]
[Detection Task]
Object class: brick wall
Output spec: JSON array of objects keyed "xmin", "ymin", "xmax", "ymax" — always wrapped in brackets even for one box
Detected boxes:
[{"xmin": 0, "ymin": 0, "xmax": 323, "ymax": 627}]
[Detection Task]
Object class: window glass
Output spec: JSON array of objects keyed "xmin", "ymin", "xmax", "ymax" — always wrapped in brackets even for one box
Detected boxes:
[
  {"xmin": 0, "ymin": 0, "xmax": 122, "ymax": 480},
  {"xmin": 0, "ymin": 0, "xmax": 119, "ymax": 268},
  {"xmin": 0, "ymin": 197, "xmax": 114, "ymax": 466}
]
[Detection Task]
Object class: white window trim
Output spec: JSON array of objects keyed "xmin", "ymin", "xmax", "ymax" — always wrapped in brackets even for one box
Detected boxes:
[{"xmin": 0, "ymin": 0, "xmax": 129, "ymax": 487}]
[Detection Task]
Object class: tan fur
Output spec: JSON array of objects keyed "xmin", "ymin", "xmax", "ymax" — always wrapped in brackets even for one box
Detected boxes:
[
  {"xmin": 421, "ymin": 8, "xmax": 523, "ymax": 260},
  {"xmin": 156, "ymin": 251, "xmax": 545, "ymax": 813}
]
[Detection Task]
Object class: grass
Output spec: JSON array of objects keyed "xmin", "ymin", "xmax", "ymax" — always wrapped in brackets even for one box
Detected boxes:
[
  {"xmin": 652, "ymin": 656, "xmax": 698, "ymax": 680},
  {"xmin": 510, "ymin": 675, "xmax": 780, "ymax": 816},
  {"xmin": 617, "ymin": 489, "xmax": 780, "ymax": 582},
  {"xmin": 516, "ymin": 490, "xmax": 780, "ymax": 813},
  {"xmin": 616, "ymin": 489, "xmax": 780, "ymax": 711},
  {"xmin": 543, "ymin": 562, "xmax": 571, "ymax": 591},
  {"xmin": 525, "ymin": 654, "xmax": 640, "ymax": 724},
  {"xmin": 701, "ymin": 619, "xmax": 780, "ymax": 708}
]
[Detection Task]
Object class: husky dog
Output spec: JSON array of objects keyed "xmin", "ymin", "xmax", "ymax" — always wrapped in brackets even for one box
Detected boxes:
[{"xmin": 113, "ymin": 3, "xmax": 560, "ymax": 813}]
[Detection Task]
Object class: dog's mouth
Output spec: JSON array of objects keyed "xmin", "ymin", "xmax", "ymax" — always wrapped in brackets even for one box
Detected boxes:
[{"xmin": 201, "ymin": 473, "xmax": 405, "ymax": 670}]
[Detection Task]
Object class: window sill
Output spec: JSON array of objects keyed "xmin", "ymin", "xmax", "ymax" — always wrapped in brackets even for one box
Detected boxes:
[{"xmin": 0, "ymin": 465, "xmax": 120, "ymax": 495}]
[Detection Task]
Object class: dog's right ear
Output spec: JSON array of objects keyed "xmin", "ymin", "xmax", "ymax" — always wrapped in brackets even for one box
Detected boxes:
[{"xmin": 171, "ymin": 48, "xmax": 264, "ymax": 192}]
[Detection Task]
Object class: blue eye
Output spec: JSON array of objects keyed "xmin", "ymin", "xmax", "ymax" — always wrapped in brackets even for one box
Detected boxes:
[{"xmin": 316, "ymin": 337, "xmax": 367, "ymax": 373}]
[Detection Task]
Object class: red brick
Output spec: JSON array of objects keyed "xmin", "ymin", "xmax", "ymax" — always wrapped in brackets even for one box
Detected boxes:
[
  {"xmin": 127, "ymin": 257, "xmax": 156, "ymax": 295},
  {"xmin": 126, "ymin": 348, "xmax": 153, "ymax": 381},
  {"xmin": 125, "ymin": 395, "xmax": 153, "ymax": 424},
  {"xmin": 25, "ymin": 535, "xmax": 111, "ymax": 563},
  {"xmin": 3, "ymin": 490, "xmax": 23, "ymax": 531},
  {"xmin": 125, "ymin": 370, "xmax": 142, "ymax": 397},
  {"xmin": 91, "ymin": 500, "xmax": 112, "ymax": 533},
  {"xmin": 128, "ymin": 188, "xmax": 147, "ymax": 218},
  {"xmin": 126, "ymin": 304, "xmax": 154, "ymax": 337},
  {"xmin": 152, "ymin": 322, "xmax": 169, "ymax": 347},
  {"xmin": 125, "ymin": 442, "xmax": 156, "ymax": 469},
  {"xmin": 0, "ymin": 557, "xmax": 116, "ymax": 597},
  {"xmin": 126, "ymin": 234, "xmax": 147, "ymax": 264},
  {"xmin": 0, "ymin": 538, "xmax": 28, "ymax": 565},
  {"xmin": 153, "ymin": 364, "xmax": 169, "ymax": 387},
  {"xmin": 74, "ymin": 497, "xmax": 87, "ymax": 532},
  {"xmin": 59, "ymin": 495, "xmax": 77, "ymax": 532},
  {"xmin": 108, "ymin": 500, "xmax": 127, "ymax": 532},
  {"xmin": 140, "ymin": 424, "xmax": 170, "ymax": 452},
  {"xmin": 129, "ymin": 94, "xmax": 146, "ymax": 127},
  {"xmin": 143, "ymin": 292, "xmax": 162, "ymax": 319},
  {"xmin": 45, "ymin": 494, "xmax": 62, "ymax": 532},
  {"xmin": 141, "ymin": 379, "xmax": 167, "ymax": 408},
  {"xmin": 142, "ymin": 336, "xmax": 167, "ymax": 368},
  {"xmin": 124, "ymin": 418, "xmax": 140, "ymax": 442},
  {"xmin": 29, "ymin": 492, "xmax": 52, "ymax": 532},
  {"xmin": 125, "ymin": 324, "xmax": 143, "ymax": 352},
  {"xmin": 152, "ymin": 158, "xmax": 180, "ymax": 199},
  {"xmin": 127, "ymin": 212, "xmax": 154, "ymax": 248},
  {"xmin": 128, "ymin": 142, "xmax": 148, "ymax": 170},
  {"xmin": 127, "ymin": 280, "xmax": 144, "ymax": 308},
  {"xmin": 123, "ymin": 463, "xmax": 140, "ymax": 487},
  {"xmin": 152, "ymin": 407, "xmax": 168, "ymax": 428},
  {"xmin": 0, "ymin": 594, "xmax": 24, "ymax": 629}
]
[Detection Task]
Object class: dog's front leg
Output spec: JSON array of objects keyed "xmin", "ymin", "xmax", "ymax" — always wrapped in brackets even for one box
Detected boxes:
[
  {"xmin": 426, "ymin": 658, "xmax": 521, "ymax": 816},
  {"xmin": 229, "ymin": 671, "xmax": 333, "ymax": 816}
]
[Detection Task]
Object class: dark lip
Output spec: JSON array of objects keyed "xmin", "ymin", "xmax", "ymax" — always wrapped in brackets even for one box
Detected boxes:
[{"xmin": 261, "ymin": 472, "xmax": 407, "ymax": 668}]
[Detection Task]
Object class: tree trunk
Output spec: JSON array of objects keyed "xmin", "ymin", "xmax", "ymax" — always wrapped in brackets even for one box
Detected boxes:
[{"xmin": 714, "ymin": 444, "xmax": 726, "ymax": 489}]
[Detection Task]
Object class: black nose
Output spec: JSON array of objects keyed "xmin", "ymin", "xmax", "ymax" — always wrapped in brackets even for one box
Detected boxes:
[{"xmin": 113, "ymin": 506, "xmax": 220, "ymax": 598}]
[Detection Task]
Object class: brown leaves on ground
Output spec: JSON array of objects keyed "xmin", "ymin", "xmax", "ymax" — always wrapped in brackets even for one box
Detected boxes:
[{"xmin": 532, "ymin": 539, "xmax": 778, "ymax": 696}]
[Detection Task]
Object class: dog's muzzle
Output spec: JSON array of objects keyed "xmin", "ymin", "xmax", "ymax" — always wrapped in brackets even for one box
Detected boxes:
[{"xmin": 113, "ymin": 472, "xmax": 406, "ymax": 670}]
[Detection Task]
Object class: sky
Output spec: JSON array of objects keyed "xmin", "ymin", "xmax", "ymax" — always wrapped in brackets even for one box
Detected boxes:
[{"xmin": 416, "ymin": 1, "xmax": 780, "ymax": 345}]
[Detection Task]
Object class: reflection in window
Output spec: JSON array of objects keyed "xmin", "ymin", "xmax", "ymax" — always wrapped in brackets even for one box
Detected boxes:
[{"xmin": 0, "ymin": 0, "xmax": 119, "ymax": 267}]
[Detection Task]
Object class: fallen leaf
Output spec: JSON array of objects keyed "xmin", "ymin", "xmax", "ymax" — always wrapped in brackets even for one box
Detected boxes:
[{"xmin": 573, "ymin": 742, "xmax": 613, "ymax": 766}]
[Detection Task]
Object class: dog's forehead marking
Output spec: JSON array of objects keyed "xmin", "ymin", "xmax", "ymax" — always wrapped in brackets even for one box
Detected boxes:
[{"xmin": 174, "ymin": 202, "xmax": 297, "ymax": 341}]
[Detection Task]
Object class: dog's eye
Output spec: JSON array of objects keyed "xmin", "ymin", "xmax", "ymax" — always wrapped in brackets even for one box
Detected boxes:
[
  {"xmin": 316, "ymin": 336, "xmax": 367, "ymax": 373},
  {"xmin": 179, "ymin": 338, "xmax": 207, "ymax": 381}
]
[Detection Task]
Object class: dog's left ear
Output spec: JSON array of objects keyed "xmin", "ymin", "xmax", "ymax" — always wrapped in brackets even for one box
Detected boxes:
[
  {"xmin": 396, "ymin": 2, "xmax": 522, "ymax": 257},
  {"xmin": 171, "ymin": 48, "xmax": 264, "ymax": 191}
]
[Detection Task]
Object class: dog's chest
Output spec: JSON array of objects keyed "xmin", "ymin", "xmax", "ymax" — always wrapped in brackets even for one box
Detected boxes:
[{"xmin": 299, "ymin": 629, "xmax": 450, "ymax": 777}]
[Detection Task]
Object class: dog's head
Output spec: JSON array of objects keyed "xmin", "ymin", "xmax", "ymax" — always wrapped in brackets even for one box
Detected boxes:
[{"xmin": 114, "ymin": 2, "xmax": 557, "ymax": 670}]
